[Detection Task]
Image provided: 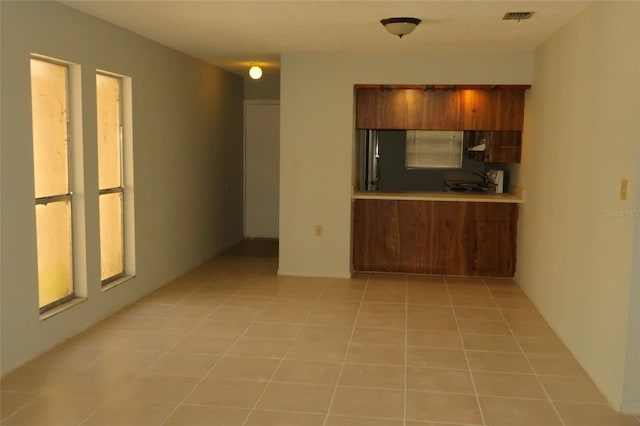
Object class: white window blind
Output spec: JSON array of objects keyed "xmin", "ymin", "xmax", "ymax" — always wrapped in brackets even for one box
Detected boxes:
[{"xmin": 406, "ymin": 130, "xmax": 463, "ymax": 169}]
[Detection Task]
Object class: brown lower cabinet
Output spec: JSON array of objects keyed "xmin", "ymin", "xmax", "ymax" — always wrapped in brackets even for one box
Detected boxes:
[{"xmin": 352, "ymin": 199, "xmax": 519, "ymax": 277}]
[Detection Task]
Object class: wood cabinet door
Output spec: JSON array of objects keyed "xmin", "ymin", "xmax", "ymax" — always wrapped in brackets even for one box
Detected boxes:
[
  {"xmin": 397, "ymin": 200, "xmax": 434, "ymax": 272},
  {"xmin": 430, "ymin": 202, "xmax": 477, "ymax": 275},
  {"xmin": 474, "ymin": 221, "xmax": 514, "ymax": 276},
  {"xmin": 495, "ymin": 89, "xmax": 525, "ymax": 130},
  {"xmin": 355, "ymin": 89, "xmax": 407, "ymax": 129},
  {"xmin": 406, "ymin": 89, "xmax": 464, "ymax": 130},
  {"xmin": 486, "ymin": 131, "xmax": 522, "ymax": 163},
  {"xmin": 461, "ymin": 90, "xmax": 498, "ymax": 130},
  {"xmin": 473, "ymin": 203, "xmax": 518, "ymax": 276},
  {"xmin": 352, "ymin": 199, "xmax": 402, "ymax": 271}
]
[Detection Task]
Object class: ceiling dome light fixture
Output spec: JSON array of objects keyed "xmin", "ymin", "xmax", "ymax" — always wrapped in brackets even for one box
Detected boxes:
[
  {"xmin": 380, "ymin": 17, "xmax": 422, "ymax": 38},
  {"xmin": 248, "ymin": 65, "xmax": 263, "ymax": 80}
]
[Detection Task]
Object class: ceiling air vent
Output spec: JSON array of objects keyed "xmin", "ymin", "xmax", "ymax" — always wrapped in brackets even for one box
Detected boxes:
[{"xmin": 503, "ymin": 11, "xmax": 534, "ymax": 21}]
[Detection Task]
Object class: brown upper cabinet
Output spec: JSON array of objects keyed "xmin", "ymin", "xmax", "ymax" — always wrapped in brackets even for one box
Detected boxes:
[
  {"xmin": 355, "ymin": 85, "xmax": 529, "ymax": 131},
  {"xmin": 494, "ymin": 89, "xmax": 526, "ymax": 131},
  {"xmin": 467, "ymin": 130, "xmax": 522, "ymax": 163},
  {"xmin": 406, "ymin": 89, "xmax": 464, "ymax": 129},
  {"xmin": 356, "ymin": 88, "xmax": 408, "ymax": 129},
  {"xmin": 486, "ymin": 131, "xmax": 522, "ymax": 163},
  {"xmin": 461, "ymin": 89, "xmax": 498, "ymax": 130}
]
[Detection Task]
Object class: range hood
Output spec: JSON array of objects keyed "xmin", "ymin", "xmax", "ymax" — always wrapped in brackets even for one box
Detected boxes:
[{"xmin": 467, "ymin": 143, "xmax": 486, "ymax": 152}]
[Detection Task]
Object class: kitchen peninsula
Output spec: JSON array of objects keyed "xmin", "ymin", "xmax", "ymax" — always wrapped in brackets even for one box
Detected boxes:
[
  {"xmin": 351, "ymin": 85, "xmax": 528, "ymax": 278},
  {"xmin": 352, "ymin": 192, "xmax": 521, "ymax": 277}
]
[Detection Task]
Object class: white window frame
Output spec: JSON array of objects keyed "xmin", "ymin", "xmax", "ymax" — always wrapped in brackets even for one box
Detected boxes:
[
  {"xmin": 97, "ymin": 70, "xmax": 136, "ymax": 290},
  {"xmin": 31, "ymin": 54, "xmax": 88, "ymax": 318}
]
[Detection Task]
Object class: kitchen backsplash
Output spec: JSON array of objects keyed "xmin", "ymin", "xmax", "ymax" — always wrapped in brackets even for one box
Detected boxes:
[{"xmin": 376, "ymin": 130, "xmax": 486, "ymax": 192}]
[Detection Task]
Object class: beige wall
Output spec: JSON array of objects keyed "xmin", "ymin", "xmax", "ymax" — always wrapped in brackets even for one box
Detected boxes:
[
  {"xmin": 244, "ymin": 68, "xmax": 280, "ymax": 100},
  {"xmin": 0, "ymin": 1, "xmax": 244, "ymax": 375},
  {"xmin": 517, "ymin": 1, "xmax": 640, "ymax": 411},
  {"xmin": 279, "ymin": 51, "xmax": 533, "ymax": 277}
]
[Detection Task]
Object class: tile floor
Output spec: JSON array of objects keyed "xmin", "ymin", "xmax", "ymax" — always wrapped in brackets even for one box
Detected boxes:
[{"xmin": 2, "ymin": 240, "xmax": 639, "ymax": 425}]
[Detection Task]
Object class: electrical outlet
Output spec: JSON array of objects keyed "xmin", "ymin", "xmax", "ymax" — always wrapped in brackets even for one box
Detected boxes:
[
  {"xmin": 315, "ymin": 225, "xmax": 323, "ymax": 237},
  {"xmin": 621, "ymin": 179, "xmax": 628, "ymax": 200}
]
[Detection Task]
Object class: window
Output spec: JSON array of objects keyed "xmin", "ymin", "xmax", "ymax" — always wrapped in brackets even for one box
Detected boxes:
[
  {"xmin": 30, "ymin": 58, "xmax": 75, "ymax": 312},
  {"xmin": 96, "ymin": 72, "xmax": 134, "ymax": 285},
  {"xmin": 406, "ymin": 130, "xmax": 463, "ymax": 169}
]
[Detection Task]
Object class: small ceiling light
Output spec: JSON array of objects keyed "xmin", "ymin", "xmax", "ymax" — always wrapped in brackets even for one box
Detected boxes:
[
  {"xmin": 248, "ymin": 65, "xmax": 263, "ymax": 80},
  {"xmin": 380, "ymin": 17, "xmax": 422, "ymax": 38}
]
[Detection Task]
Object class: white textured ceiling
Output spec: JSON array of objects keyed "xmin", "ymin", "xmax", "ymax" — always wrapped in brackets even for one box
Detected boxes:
[{"xmin": 61, "ymin": 0, "xmax": 591, "ymax": 76}]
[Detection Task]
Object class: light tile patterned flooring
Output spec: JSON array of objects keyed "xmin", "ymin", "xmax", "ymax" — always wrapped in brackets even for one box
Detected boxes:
[{"xmin": 2, "ymin": 245, "xmax": 639, "ymax": 425}]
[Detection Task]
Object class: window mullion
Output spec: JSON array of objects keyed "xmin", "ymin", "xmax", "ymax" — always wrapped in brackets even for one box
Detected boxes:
[
  {"xmin": 35, "ymin": 193, "xmax": 72, "ymax": 205},
  {"xmin": 98, "ymin": 187, "xmax": 124, "ymax": 196}
]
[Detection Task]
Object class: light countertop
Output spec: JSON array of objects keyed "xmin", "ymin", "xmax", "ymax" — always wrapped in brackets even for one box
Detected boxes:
[{"xmin": 352, "ymin": 190, "xmax": 524, "ymax": 203}]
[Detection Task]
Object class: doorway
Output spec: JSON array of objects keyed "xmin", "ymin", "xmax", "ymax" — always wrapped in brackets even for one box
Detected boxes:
[{"xmin": 244, "ymin": 101, "xmax": 280, "ymax": 238}]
